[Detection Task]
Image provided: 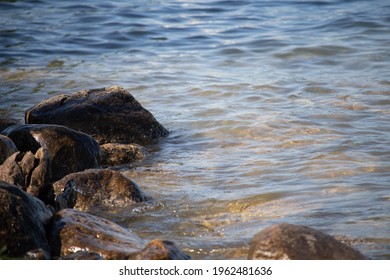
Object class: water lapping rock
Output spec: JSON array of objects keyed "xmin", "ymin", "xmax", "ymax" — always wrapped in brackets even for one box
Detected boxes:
[
  {"xmin": 53, "ymin": 169, "xmax": 148, "ymax": 212},
  {"xmin": 25, "ymin": 86, "xmax": 169, "ymax": 145},
  {"xmin": 248, "ymin": 223, "xmax": 367, "ymax": 260}
]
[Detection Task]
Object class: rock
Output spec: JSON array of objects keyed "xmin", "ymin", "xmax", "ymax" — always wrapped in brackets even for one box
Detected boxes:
[
  {"xmin": 0, "ymin": 182, "xmax": 53, "ymax": 258},
  {"xmin": 2, "ymin": 124, "xmax": 100, "ymax": 182},
  {"xmin": 100, "ymin": 143, "xmax": 149, "ymax": 166},
  {"xmin": 53, "ymin": 169, "xmax": 148, "ymax": 212},
  {"xmin": 25, "ymin": 86, "xmax": 169, "ymax": 145},
  {"xmin": 0, "ymin": 148, "xmax": 54, "ymax": 204},
  {"xmin": 48, "ymin": 208, "xmax": 145, "ymax": 259},
  {"xmin": 0, "ymin": 135, "xmax": 18, "ymax": 164},
  {"xmin": 59, "ymin": 251, "xmax": 103, "ymax": 260},
  {"xmin": 248, "ymin": 223, "xmax": 367, "ymax": 260},
  {"xmin": 136, "ymin": 240, "xmax": 191, "ymax": 260},
  {"xmin": 0, "ymin": 118, "xmax": 20, "ymax": 132}
]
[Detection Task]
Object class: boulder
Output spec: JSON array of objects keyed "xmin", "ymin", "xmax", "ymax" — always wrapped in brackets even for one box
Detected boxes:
[
  {"xmin": 100, "ymin": 143, "xmax": 149, "ymax": 166},
  {"xmin": 53, "ymin": 169, "xmax": 148, "ymax": 212},
  {"xmin": 0, "ymin": 182, "xmax": 53, "ymax": 258},
  {"xmin": 248, "ymin": 223, "xmax": 367, "ymax": 260},
  {"xmin": 0, "ymin": 118, "xmax": 20, "ymax": 132},
  {"xmin": 25, "ymin": 86, "xmax": 169, "ymax": 145},
  {"xmin": 0, "ymin": 148, "xmax": 53, "ymax": 204},
  {"xmin": 135, "ymin": 240, "xmax": 191, "ymax": 260},
  {"xmin": 2, "ymin": 124, "xmax": 100, "ymax": 182},
  {"xmin": 0, "ymin": 135, "xmax": 18, "ymax": 164},
  {"xmin": 48, "ymin": 208, "xmax": 145, "ymax": 259}
]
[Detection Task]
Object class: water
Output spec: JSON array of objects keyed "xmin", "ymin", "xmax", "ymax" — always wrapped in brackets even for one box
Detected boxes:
[{"xmin": 1, "ymin": 0, "xmax": 389, "ymax": 259}]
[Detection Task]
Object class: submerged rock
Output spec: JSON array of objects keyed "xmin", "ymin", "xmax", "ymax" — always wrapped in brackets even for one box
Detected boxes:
[
  {"xmin": 0, "ymin": 135, "xmax": 18, "ymax": 164},
  {"xmin": 136, "ymin": 240, "xmax": 191, "ymax": 260},
  {"xmin": 25, "ymin": 86, "xmax": 169, "ymax": 145},
  {"xmin": 0, "ymin": 148, "xmax": 53, "ymax": 204},
  {"xmin": 49, "ymin": 208, "xmax": 145, "ymax": 259},
  {"xmin": 53, "ymin": 169, "xmax": 148, "ymax": 212},
  {"xmin": 0, "ymin": 182, "xmax": 53, "ymax": 258},
  {"xmin": 248, "ymin": 223, "xmax": 367, "ymax": 260},
  {"xmin": 2, "ymin": 124, "xmax": 100, "ymax": 182},
  {"xmin": 100, "ymin": 143, "xmax": 149, "ymax": 166}
]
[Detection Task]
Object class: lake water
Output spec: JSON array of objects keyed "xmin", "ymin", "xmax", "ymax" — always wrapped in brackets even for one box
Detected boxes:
[{"xmin": 1, "ymin": 0, "xmax": 389, "ymax": 259}]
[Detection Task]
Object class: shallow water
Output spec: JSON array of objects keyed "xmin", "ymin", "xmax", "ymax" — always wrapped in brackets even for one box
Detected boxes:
[{"xmin": 1, "ymin": 0, "xmax": 389, "ymax": 259}]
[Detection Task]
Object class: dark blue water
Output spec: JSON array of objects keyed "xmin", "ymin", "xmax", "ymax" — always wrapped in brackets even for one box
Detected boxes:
[{"xmin": 1, "ymin": 0, "xmax": 389, "ymax": 259}]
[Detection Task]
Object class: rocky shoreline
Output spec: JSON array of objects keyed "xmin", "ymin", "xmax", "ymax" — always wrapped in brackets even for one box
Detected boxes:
[{"xmin": 0, "ymin": 86, "xmax": 366, "ymax": 260}]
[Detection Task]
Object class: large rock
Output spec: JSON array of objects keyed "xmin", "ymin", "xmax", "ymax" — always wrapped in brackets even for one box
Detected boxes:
[
  {"xmin": 0, "ymin": 148, "xmax": 53, "ymax": 204},
  {"xmin": 2, "ymin": 124, "xmax": 100, "ymax": 182},
  {"xmin": 25, "ymin": 86, "xmax": 169, "ymax": 145},
  {"xmin": 100, "ymin": 143, "xmax": 149, "ymax": 166},
  {"xmin": 135, "ymin": 240, "xmax": 191, "ymax": 260},
  {"xmin": 53, "ymin": 169, "xmax": 148, "ymax": 212},
  {"xmin": 0, "ymin": 182, "xmax": 53, "ymax": 258},
  {"xmin": 248, "ymin": 223, "xmax": 367, "ymax": 260},
  {"xmin": 49, "ymin": 208, "xmax": 145, "ymax": 259},
  {"xmin": 0, "ymin": 135, "xmax": 18, "ymax": 164}
]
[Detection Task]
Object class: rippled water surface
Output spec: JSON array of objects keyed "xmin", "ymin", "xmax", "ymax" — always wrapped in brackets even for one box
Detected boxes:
[{"xmin": 1, "ymin": 0, "xmax": 389, "ymax": 259}]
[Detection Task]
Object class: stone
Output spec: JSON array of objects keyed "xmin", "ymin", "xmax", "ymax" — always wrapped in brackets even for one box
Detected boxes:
[
  {"xmin": 135, "ymin": 240, "xmax": 191, "ymax": 260},
  {"xmin": 53, "ymin": 169, "xmax": 148, "ymax": 212},
  {"xmin": 0, "ymin": 135, "xmax": 18, "ymax": 165},
  {"xmin": 0, "ymin": 118, "xmax": 20, "ymax": 132},
  {"xmin": 248, "ymin": 223, "xmax": 367, "ymax": 260},
  {"xmin": 59, "ymin": 251, "xmax": 103, "ymax": 260},
  {"xmin": 49, "ymin": 208, "xmax": 145, "ymax": 259},
  {"xmin": 2, "ymin": 124, "xmax": 100, "ymax": 182},
  {"xmin": 0, "ymin": 148, "xmax": 54, "ymax": 204},
  {"xmin": 100, "ymin": 143, "xmax": 149, "ymax": 166},
  {"xmin": 0, "ymin": 182, "xmax": 53, "ymax": 258},
  {"xmin": 25, "ymin": 86, "xmax": 169, "ymax": 145}
]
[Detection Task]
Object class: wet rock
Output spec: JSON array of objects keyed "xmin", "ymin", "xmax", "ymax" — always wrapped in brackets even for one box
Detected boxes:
[
  {"xmin": 25, "ymin": 86, "xmax": 169, "ymax": 145},
  {"xmin": 49, "ymin": 208, "xmax": 145, "ymax": 259},
  {"xmin": 0, "ymin": 135, "xmax": 18, "ymax": 164},
  {"xmin": 24, "ymin": 248, "xmax": 51, "ymax": 260},
  {"xmin": 0, "ymin": 182, "xmax": 53, "ymax": 258},
  {"xmin": 53, "ymin": 169, "xmax": 148, "ymax": 212},
  {"xmin": 248, "ymin": 223, "xmax": 367, "ymax": 260},
  {"xmin": 2, "ymin": 124, "xmax": 100, "ymax": 182},
  {"xmin": 59, "ymin": 251, "xmax": 103, "ymax": 260},
  {"xmin": 100, "ymin": 143, "xmax": 149, "ymax": 166},
  {"xmin": 0, "ymin": 118, "xmax": 21, "ymax": 132},
  {"xmin": 136, "ymin": 240, "xmax": 191, "ymax": 260},
  {"xmin": 0, "ymin": 148, "xmax": 54, "ymax": 204}
]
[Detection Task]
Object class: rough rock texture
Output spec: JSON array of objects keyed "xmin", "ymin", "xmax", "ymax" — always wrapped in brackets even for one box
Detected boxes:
[
  {"xmin": 100, "ymin": 143, "xmax": 149, "ymax": 166},
  {"xmin": 25, "ymin": 86, "xmax": 169, "ymax": 145},
  {"xmin": 0, "ymin": 135, "xmax": 18, "ymax": 164},
  {"xmin": 136, "ymin": 240, "xmax": 191, "ymax": 260},
  {"xmin": 0, "ymin": 182, "xmax": 53, "ymax": 258},
  {"xmin": 248, "ymin": 223, "xmax": 367, "ymax": 260},
  {"xmin": 59, "ymin": 251, "xmax": 104, "ymax": 260},
  {"xmin": 49, "ymin": 208, "xmax": 145, "ymax": 259},
  {"xmin": 0, "ymin": 118, "xmax": 20, "ymax": 132},
  {"xmin": 2, "ymin": 124, "xmax": 100, "ymax": 182},
  {"xmin": 0, "ymin": 148, "xmax": 53, "ymax": 204},
  {"xmin": 53, "ymin": 169, "xmax": 148, "ymax": 212}
]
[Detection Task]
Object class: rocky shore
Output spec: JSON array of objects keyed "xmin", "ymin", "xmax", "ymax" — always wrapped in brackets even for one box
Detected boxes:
[{"xmin": 0, "ymin": 86, "xmax": 366, "ymax": 260}]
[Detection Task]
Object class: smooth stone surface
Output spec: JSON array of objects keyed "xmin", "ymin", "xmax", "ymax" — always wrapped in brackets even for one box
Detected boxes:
[
  {"xmin": 25, "ymin": 86, "xmax": 169, "ymax": 145},
  {"xmin": 49, "ymin": 208, "xmax": 145, "ymax": 259},
  {"xmin": 0, "ymin": 148, "xmax": 53, "ymax": 204},
  {"xmin": 0, "ymin": 135, "xmax": 18, "ymax": 165},
  {"xmin": 2, "ymin": 124, "xmax": 100, "ymax": 182},
  {"xmin": 100, "ymin": 143, "xmax": 149, "ymax": 166},
  {"xmin": 53, "ymin": 169, "xmax": 148, "ymax": 212},
  {"xmin": 0, "ymin": 182, "xmax": 53, "ymax": 258},
  {"xmin": 248, "ymin": 223, "xmax": 367, "ymax": 260},
  {"xmin": 0, "ymin": 118, "xmax": 21, "ymax": 132},
  {"xmin": 135, "ymin": 240, "xmax": 191, "ymax": 260}
]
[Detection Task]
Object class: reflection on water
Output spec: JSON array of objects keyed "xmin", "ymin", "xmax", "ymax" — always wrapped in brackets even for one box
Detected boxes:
[{"xmin": 1, "ymin": 0, "xmax": 389, "ymax": 259}]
